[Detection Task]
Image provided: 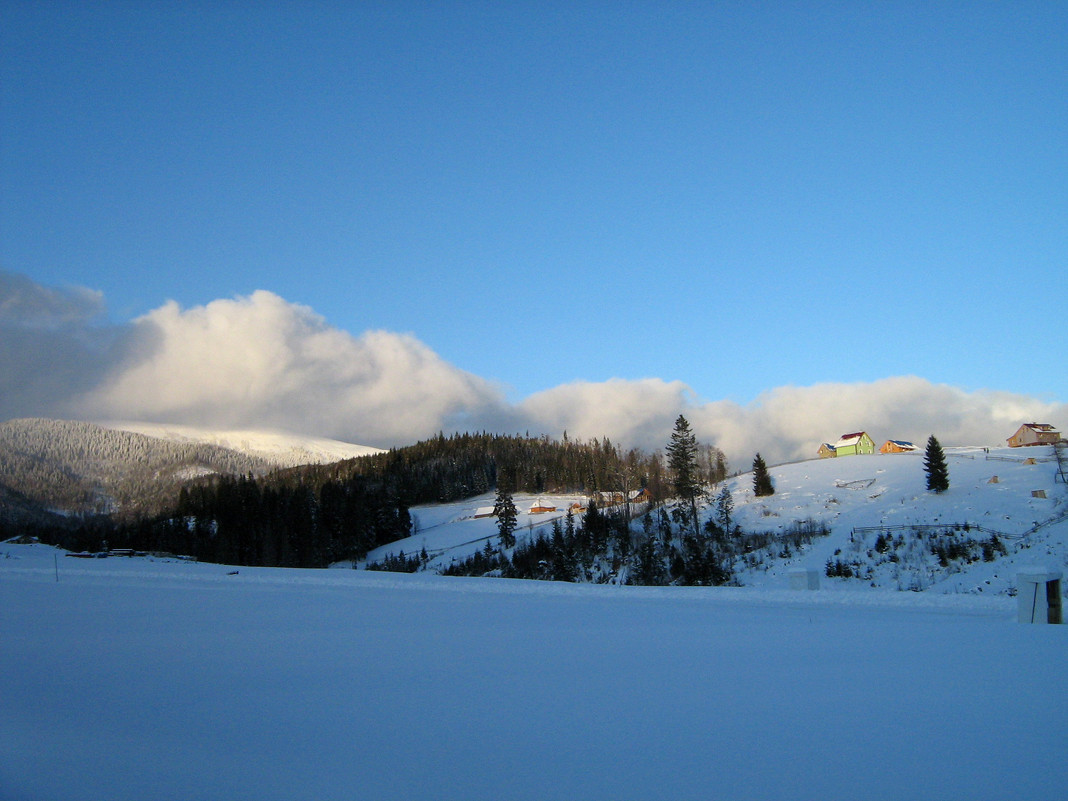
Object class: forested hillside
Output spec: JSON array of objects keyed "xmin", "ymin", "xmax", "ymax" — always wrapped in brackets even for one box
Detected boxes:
[
  {"xmin": 110, "ymin": 431, "xmax": 726, "ymax": 568},
  {"xmin": 279, "ymin": 430, "xmax": 727, "ymax": 505},
  {"xmin": 3, "ymin": 422, "xmax": 730, "ymax": 571},
  {"xmin": 0, "ymin": 418, "xmax": 275, "ymax": 518}
]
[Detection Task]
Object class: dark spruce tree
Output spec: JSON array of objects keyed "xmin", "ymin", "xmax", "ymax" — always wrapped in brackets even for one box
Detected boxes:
[
  {"xmin": 666, "ymin": 415, "xmax": 701, "ymax": 537},
  {"xmin": 714, "ymin": 484, "xmax": 734, "ymax": 535},
  {"xmin": 923, "ymin": 435, "xmax": 949, "ymax": 493},
  {"xmin": 752, "ymin": 453, "xmax": 774, "ymax": 497},
  {"xmin": 494, "ymin": 485, "xmax": 518, "ymax": 549}
]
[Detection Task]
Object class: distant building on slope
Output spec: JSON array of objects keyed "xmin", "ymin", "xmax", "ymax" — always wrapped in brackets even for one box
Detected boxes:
[
  {"xmin": 834, "ymin": 431, "xmax": 876, "ymax": 457},
  {"xmin": 1007, "ymin": 423, "xmax": 1062, "ymax": 448},
  {"xmin": 817, "ymin": 443, "xmax": 837, "ymax": 459},
  {"xmin": 880, "ymin": 439, "xmax": 917, "ymax": 454},
  {"xmin": 528, "ymin": 500, "xmax": 557, "ymax": 514}
]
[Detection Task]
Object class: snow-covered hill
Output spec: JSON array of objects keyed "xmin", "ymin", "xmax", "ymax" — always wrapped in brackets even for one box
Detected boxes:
[
  {"xmin": 367, "ymin": 445, "xmax": 1068, "ymax": 598},
  {"xmin": 0, "ymin": 418, "xmax": 383, "ymax": 520},
  {"xmin": 98, "ymin": 420, "xmax": 383, "ymax": 466},
  {"xmin": 0, "ymin": 418, "xmax": 276, "ymax": 517},
  {"xmin": 727, "ymin": 445, "xmax": 1068, "ymax": 594}
]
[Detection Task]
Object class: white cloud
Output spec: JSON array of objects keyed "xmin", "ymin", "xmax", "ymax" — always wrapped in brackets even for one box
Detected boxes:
[
  {"xmin": 76, "ymin": 290, "xmax": 508, "ymax": 446},
  {"xmin": 519, "ymin": 378, "xmax": 694, "ymax": 448},
  {"xmin": 526, "ymin": 376, "xmax": 1066, "ymax": 467},
  {"xmin": 0, "ymin": 270, "xmax": 105, "ymax": 328},
  {"xmin": 3, "ymin": 273, "xmax": 1064, "ymax": 460},
  {"xmin": 0, "ymin": 270, "xmax": 114, "ymax": 419}
]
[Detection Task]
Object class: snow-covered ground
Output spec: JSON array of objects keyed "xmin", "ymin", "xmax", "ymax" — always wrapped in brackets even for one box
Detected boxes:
[
  {"xmin": 98, "ymin": 420, "xmax": 383, "ymax": 466},
  {"xmin": 370, "ymin": 447, "xmax": 1068, "ymax": 598},
  {"xmin": 1, "ymin": 540, "xmax": 1065, "ymax": 800},
  {"xmin": 366, "ymin": 492, "xmax": 593, "ymax": 567},
  {"xmin": 729, "ymin": 445, "xmax": 1068, "ymax": 593}
]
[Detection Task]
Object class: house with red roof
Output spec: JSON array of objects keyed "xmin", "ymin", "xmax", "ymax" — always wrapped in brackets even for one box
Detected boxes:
[{"xmin": 833, "ymin": 431, "xmax": 876, "ymax": 456}]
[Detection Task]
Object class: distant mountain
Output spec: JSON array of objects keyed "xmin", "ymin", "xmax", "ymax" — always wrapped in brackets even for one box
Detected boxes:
[
  {"xmin": 0, "ymin": 418, "xmax": 378, "ymax": 520},
  {"xmin": 98, "ymin": 421, "xmax": 383, "ymax": 467}
]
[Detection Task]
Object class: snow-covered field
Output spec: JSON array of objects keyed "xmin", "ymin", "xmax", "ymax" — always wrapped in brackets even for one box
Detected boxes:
[{"xmin": 2, "ymin": 539, "xmax": 1066, "ymax": 801}]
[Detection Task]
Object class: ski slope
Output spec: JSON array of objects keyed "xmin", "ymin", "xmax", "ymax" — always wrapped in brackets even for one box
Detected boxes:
[{"xmin": 1, "ymin": 540, "xmax": 1065, "ymax": 801}]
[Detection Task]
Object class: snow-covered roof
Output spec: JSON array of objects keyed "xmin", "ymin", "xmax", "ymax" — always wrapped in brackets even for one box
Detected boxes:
[
  {"xmin": 1022, "ymin": 422, "xmax": 1058, "ymax": 433},
  {"xmin": 834, "ymin": 432, "xmax": 868, "ymax": 448},
  {"xmin": 888, "ymin": 440, "xmax": 915, "ymax": 449}
]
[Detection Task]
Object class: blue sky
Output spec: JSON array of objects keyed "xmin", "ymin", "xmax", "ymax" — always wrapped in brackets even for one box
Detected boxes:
[{"xmin": 2, "ymin": 2, "xmax": 1066, "ymax": 454}]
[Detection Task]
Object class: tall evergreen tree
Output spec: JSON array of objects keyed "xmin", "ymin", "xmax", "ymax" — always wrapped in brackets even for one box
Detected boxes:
[
  {"xmin": 752, "ymin": 453, "xmax": 774, "ymax": 497},
  {"xmin": 494, "ymin": 486, "xmax": 518, "ymax": 548},
  {"xmin": 666, "ymin": 415, "xmax": 701, "ymax": 537},
  {"xmin": 713, "ymin": 449, "xmax": 729, "ymax": 485},
  {"xmin": 715, "ymin": 484, "xmax": 734, "ymax": 534},
  {"xmin": 923, "ymin": 435, "xmax": 949, "ymax": 493}
]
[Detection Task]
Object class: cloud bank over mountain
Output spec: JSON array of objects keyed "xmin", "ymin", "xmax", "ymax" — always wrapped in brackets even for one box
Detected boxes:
[{"xmin": 2, "ymin": 271, "xmax": 1063, "ymax": 465}]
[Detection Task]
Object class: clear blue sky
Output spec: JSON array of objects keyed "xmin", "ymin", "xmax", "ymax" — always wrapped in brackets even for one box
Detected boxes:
[{"xmin": 3, "ymin": 1, "xmax": 1066, "ymax": 406}]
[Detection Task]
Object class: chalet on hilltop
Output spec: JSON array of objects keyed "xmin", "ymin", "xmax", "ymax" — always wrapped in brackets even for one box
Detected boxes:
[
  {"xmin": 834, "ymin": 431, "xmax": 876, "ymax": 456},
  {"xmin": 880, "ymin": 439, "xmax": 917, "ymax": 454},
  {"xmin": 817, "ymin": 443, "xmax": 837, "ymax": 459},
  {"xmin": 1007, "ymin": 423, "xmax": 1062, "ymax": 448}
]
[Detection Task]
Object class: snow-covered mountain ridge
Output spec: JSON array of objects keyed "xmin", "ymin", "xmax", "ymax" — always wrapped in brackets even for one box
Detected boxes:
[
  {"xmin": 97, "ymin": 421, "xmax": 383, "ymax": 466},
  {"xmin": 0, "ymin": 417, "xmax": 382, "ymax": 519}
]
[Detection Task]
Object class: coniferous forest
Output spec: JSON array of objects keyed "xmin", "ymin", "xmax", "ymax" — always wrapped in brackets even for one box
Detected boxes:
[{"xmin": 6, "ymin": 430, "xmax": 735, "ymax": 575}]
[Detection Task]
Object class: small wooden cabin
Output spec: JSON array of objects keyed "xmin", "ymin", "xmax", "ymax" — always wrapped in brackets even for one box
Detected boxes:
[
  {"xmin": 880, "ymin": 440, "xmax": 917, "ymax": 454},
  {"xmin": 817, "ymin": 443, "xmax": 837, "ymax": 459}
]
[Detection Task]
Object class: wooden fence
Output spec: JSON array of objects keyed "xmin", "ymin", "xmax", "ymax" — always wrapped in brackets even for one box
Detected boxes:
[{"xmin": 853, "ymin": 510, "xmax": 1068, "ymax": 542}]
